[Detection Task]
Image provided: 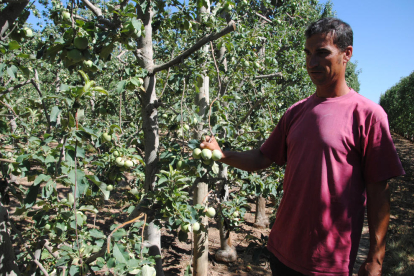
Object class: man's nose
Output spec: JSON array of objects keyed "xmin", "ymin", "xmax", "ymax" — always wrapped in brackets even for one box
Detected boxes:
[{"xmin": 308, "ymin": 55, "xmax": 318, "ymax": 68}]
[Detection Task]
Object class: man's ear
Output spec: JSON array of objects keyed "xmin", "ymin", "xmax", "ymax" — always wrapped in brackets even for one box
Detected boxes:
[{"xmin": 343, "ymin": 45, "xmax": 353, "ymax": 64}]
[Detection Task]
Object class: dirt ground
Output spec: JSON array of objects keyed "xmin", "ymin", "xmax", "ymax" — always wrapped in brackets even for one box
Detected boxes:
[{"xmin": 6, "ymin": 133, "xmax": 414, "ymax": 275}]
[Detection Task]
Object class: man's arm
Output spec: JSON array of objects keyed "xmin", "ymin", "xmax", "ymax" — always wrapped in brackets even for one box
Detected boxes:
[
  {"xmin": 200, "ymin": 136, "xmax": 273, "ymax": 172},
  {"xmin": 358, "ymin": 180, "xmax": 390, "ymax": 276}
]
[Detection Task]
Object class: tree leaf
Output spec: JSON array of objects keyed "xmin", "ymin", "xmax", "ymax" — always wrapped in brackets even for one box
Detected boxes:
[
  {"xmin": 8, "ymin": 40, "xmax": 20, "ymax": 50},
  {"xmin": 116, "ymin": 80, "xmax": 126, "ymax": 93},
  {"xmin": 141, "ymin": 265, "xmax": 156, "ymax": 276},
  {"xmin": 113, "ymin": 243, "xmax": 129, "ymax": 264}
]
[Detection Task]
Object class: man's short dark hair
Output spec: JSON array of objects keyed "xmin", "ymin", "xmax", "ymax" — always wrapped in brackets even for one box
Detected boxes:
[{"xmin": 305, "ymin": 17, "xmax": 353, "ymax": 52}]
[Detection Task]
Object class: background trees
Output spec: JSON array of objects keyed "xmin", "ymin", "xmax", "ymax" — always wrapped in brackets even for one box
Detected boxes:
[
  {"xmin": 0, "ymin": 0, "xmax": 362, "ymax": 275},
  {"xmin": 380, "ymin": 71, "xmax": 414, "ymax": 140}
]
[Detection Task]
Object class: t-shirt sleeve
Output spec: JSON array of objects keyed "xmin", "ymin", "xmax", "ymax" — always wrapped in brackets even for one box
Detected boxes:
[
  {"xmin": 362, "ymin": 115, "xmax": 405, "ymax": 183},
  {"xmin": 260, "ymin": 113, "xmax": 289, "ymax": 166}
]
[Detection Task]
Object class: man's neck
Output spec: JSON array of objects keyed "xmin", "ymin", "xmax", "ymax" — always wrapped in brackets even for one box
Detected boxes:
[{"xmin": 316, "ymin": 81, "xmax": 350, "ymax": 98}]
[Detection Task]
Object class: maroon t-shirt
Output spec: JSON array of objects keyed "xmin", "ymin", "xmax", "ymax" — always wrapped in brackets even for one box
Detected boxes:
[{"xmin": 261, "ymin": 89, "xmax": 405, "ymax": 275}]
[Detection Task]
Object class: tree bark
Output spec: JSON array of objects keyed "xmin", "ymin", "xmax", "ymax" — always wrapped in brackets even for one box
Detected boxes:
[
  {"xmin": 0, "ymin": 0, "xmax": 29, "ymax": 40},
  {"xmin": 0, "ymin": 205, "xmax": 21, "ymax": 276},
  {"xmin": 253, "ymin": 195, "xmax": 269, "ymax": 229},
  {"xmin": 138, "ymin": 6, "xmax": 164, "ymax": 276},
  {"xmin": 215, "ymin": 165, "xmax": 237, "ymax": 262},
  {"xmin": 193, "ymin": 181, "xmax": 209, "ymax": 276}
]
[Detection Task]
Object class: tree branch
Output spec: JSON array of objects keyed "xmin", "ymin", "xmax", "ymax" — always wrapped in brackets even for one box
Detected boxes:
[
  {"xmin": 254, "ymin": 72, "xmax": 283, "ymax": 80},
  {"xmin": 0, "ymin": 78, "xmax": 33, "ymax": 97},
  {"xmin": 255, "ymin": 12, "xmax": 272, "ymax": 24},
  {"xmin": 31, "ymin": 70, "xmax": 51, "ymax": 131},
  {"xmin": 80, "ymin": 0, "xmax": 117, "ymax": 29},
  {"xmin": 151, "ymin": 20, "xmax": 237, "ymax": 74}
]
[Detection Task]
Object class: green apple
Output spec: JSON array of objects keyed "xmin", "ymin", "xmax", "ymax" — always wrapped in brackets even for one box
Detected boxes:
[
  {"xmin": 206, "ymin": 207, "xmax": 216, "ymax": 218},
  {"xmin": 193, "ymin": 148, "xmax": 202, "ymax": 159},
  {"xmin": 23, "ymin": 27, "xmax": 33, "ymax": 38},
  {"xmin": 192, "ymin": 222, "xmax": 200, "ymax": 232},
  {"xmin": 183, "ymin": 124, "xmax": 190, "ymax": 131},
  {"xmin": 212, "ymin": 150, "xmax": 222, "ymax": 161},
  {"xmin": 74, "ymin": 37, "xmax": 88, "ymax": 50},
  {"xmin": 107, "ymin": 185, "xmax": 114, "ymax": 191},
  {"xmin": 182, "ymin": 223, "xmax": 191, "ymax": 232},
  {"xmin": 201, "ymin": 149, "xmax": 212, "ymax": 160},
  {"xmin": 62, "ymin": 11, "xmax": 71, "ymax": 21},
  {"xmin": 115, "ymin": 157, "xmax": 125, "ymax": 167},
  {"xmin": 67, "ymin": 49, "xmax": 83, "ymax": 62},
  {"xmin": 203, "ymin": 159, "xmax": 213, "ymax": 165},
  {"xmin": 83, "ymin": 60, "xmax": 93, "ymax": 68},
  {"xmin": 124, "ymin": 160, "xmax": 134, "ymax": 168},
  {"xmin": 102, "ymin": 133, "xmax": 111, "ymax": 142}
]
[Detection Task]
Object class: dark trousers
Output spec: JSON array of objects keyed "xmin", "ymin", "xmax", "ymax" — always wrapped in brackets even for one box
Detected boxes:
[{"xmin": 269, "ymin": 252, "xmax": 305, "ymax": 276}]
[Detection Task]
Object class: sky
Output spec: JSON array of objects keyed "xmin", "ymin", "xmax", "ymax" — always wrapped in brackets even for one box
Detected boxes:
[
  {"xmin": 319, "ymin": 0, "xmax": 414, "ymax": 103},
  {"xmin": 26, "ymin": 0, "xmax": 414, "ymax": 104}
]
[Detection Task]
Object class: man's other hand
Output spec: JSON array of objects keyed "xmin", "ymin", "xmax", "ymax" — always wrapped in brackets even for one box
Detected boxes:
[{"xmin": 358, "ymin": 260, "xmax": 382, "ymax": 276}]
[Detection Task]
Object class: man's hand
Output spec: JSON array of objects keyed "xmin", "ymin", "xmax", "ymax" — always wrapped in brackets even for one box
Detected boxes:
[
  {"xmin": 200, "ymin": 136, "xmax": 224, "ymax": 156},
  {"xmin": 199, "ymin": 135, "xmax": 273, "ymax": 171},
  {"xmin": 358, "ymin": 260, "xmax": 382, "ymax": 276}
]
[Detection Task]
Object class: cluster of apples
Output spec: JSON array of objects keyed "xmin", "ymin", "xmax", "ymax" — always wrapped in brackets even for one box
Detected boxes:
[
  {"xmin": 180, "ymin": 206, "xmax": 216, "ymax": 233},
  {"xmin": 192, "ymin": 148, "xmax": 222, "ymax": 165}
]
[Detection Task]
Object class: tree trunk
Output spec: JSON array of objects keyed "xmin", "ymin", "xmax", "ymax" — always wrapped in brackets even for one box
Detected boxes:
[
  {"xmin": 0, "ymin": 0, "xmax": 29, "ymax": 39},
  {"xmin": 253, "ymin": 195, "xmax": 269, "ymax": 229},
  {"xmin": 193, "ymin": 181, "xmax": 209, "ymax": 276},
  {"xmin": 215, "ymin": 165, "xmax": 237, "ymax": 262},
  {"xmin": 0, "ymin": 204, "xmax": 21, "ymax": 276},
  {"xmin": 138, "ymin": 7, "xmax": 164, "ymax": 276}
]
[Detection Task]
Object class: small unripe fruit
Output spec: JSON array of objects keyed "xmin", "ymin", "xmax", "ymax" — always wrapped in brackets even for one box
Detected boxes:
[
  {"xmin": 124, "ymin": 160, "xmax": 134, "ymax": 168},
  {"xmin": 176, "ymin": 160, "xmax": 186, "ymax": 170},
  {"xmin": 83, "ymin": 60, "xmax": 93, "ymax": 68},
  {"xmin": 201, "ymin": 149, "xmax": 212, "ymax": 160},
  {"xmin": 107, "ymin": 185, "xmax": 114, "ymax": 191},
  {"xmin": 115, "ymin": 157, "xmax": 125, "ymax": 167},
  {"xmin": 67, "ymin": 49, "xmax": 83, "ymax": 62},
  {"xmin": 183, "ymin": 124, "xmax": 190, "ymax": 131},
  {"xmin": 74, "ymin": 37, "xmax": 88, "ymax": 50},
  {"xmin": 182, "ymin": 223, "xmax": 191, "ymax": 232},
  {"xmin": 113, "ymin": 150, "xmax": 120, "ymax": 157},
  {"xmin": 206, "ymin": 207, "xmax": 216, "ymax": 218},
  {"xmin": 193, "ymin": 148, "xmax": 202, "ymax": 159},
  {"xmin": 203, "ymin": 159, "xmax": 213, "ymax": 165},
  {"xmin": 62, "ymin": 11, "xmax": 71, "ymax": 21},
  {"xmin": 44, "ymin": 224, "xmax": 51, "ymax": 230},
  {"xmin": 102, "ymin": 133, "xmax": 111, "ymax": 142},
  {"xmin": 24, "ymin": 27, "xmax": 33, "ymax": 38},
  {"xmin": 68, "ymin": 193, "xmax": 74, "ymax": 205},
  {"xmin": 212, "ymin": 150, "xmax": 222, "ymax": 161},
  {"xmin": 192, "ymin": 222, "xmax": 200, "ymax": 232}
]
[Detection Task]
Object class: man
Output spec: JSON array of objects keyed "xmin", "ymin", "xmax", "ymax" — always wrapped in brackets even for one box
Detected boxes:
[{"xmin": 200, "ymin": 18, "xmax": 405, "ymax": 276}]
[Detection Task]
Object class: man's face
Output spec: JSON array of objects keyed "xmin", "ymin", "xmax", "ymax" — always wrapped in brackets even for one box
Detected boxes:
[{"xmin": 304, "ymin": 32, "xmax": 351, "ymax": 88}]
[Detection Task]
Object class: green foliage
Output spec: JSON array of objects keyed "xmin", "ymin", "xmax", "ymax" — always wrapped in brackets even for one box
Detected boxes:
[
  {"xmin": 380, "ymin": 71, "xmax": 414, "ymax": 139},
  {"xmin": 345, "ymin": 61, "xmax": 361, "ymax": 92}
]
